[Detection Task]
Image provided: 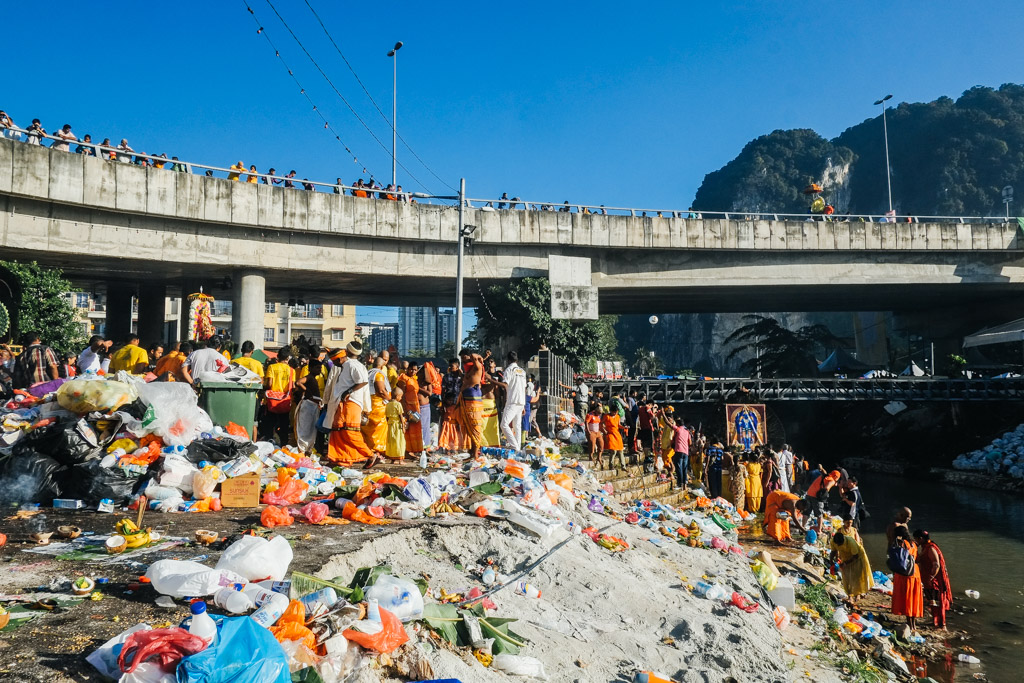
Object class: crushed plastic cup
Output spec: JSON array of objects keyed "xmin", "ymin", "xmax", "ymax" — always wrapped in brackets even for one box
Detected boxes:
[
  {"xmin": 958, "ymin": 654, "xmax": 981, "ymax": 664},
  {"xmin": 964, "ymin": 589, "xmax": 980, "ymax": 599}
]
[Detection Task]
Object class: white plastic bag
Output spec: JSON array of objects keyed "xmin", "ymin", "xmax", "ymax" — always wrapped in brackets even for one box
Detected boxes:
[
  {"xmin": 215, "ymin": 535, "xmax": 293, "ymax": 581},
  {"xmin": 294, "ymin": 399, "xmax": 320, "ymax": 453},
  {"xmin": 158, "ymin": 453, "xmax": 198, "ymax": 495},
  {"xmin": 86, "ymin": 623, "xmax": 150, "ymax": 679},
  {"xmin": 145, "ymin": 559, "xmax": 247, "ymax": 598},
  {"xmin": 120, "ymin": 661, "xmax": 178, "ymax": 683},
  {"xmin": 192, "ymin": 469, "xmax": 218, "ymax": 500},
  {"xmin": 492, "ymin": 654, "xmax": 548, "ymax": 679},
  {"xmin": 135, "ymin": 383, "xmax": 209, "ymax": 447},
  {"xmin": 363, "ymin": 575, "xmax": 424, "ymax": 622}
]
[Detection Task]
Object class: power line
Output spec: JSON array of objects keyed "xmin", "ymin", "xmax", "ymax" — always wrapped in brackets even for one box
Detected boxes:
[
  {"xmin": 302, "ymin": 0, "xmax": 458, "ymax": 193},
  {"xmin": 240, "ymin": 0, "xmax": 370, "ymax": 175},
  {"xmin": 262, "ymin": 0, "xmax": 433, "ymax": 193}
]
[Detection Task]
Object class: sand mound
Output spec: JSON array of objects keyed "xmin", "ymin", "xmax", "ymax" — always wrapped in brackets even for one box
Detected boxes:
[{"xmin": 318, "ymin": 518, "xmax": 788, "ymax": 682}]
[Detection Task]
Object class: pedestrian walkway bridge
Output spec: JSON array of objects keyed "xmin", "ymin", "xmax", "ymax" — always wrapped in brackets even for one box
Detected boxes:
[{"xmin": 589, "ymin": 376, "xmax": 1024, "ymax": 402}]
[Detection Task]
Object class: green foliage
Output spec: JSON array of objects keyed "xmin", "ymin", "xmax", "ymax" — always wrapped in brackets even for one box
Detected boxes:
[
  {"xmin": 2, "ymin": 260, "xmax": 85, "ymax": 353},
  {"xmin": 725, "ymin": 315, "xmax": 837, "ymax": 377},
  {"xmin": 475, "ymin": 277, "xmax": 620, "ymax": 369},
  {"xmin": 693, "ymin": 129, "xmax": 854, "ymax": 213},
  {"xmin": 420, "ymin": 602, "xmax": 526, "ymax": 656},
  {"xmin": 632, "ymin": 346, "xmax": 664, "ymax": 376},
  {"xmin": 404, "ymin": 348, "xmax": 431, "ymax": 358},
  {"xmin": 694, "ymin": 83, "xmax": 1024, "ymax": 216}
]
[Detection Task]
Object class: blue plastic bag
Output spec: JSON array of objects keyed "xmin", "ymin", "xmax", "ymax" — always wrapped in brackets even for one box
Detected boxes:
[{"xmin": 177, "ymin": 616, "xmax": 290, "ymax": 683}]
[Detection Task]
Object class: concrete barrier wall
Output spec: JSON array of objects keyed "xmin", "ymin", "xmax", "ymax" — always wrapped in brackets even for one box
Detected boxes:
[{"xmin": 0, "ymin": 138, "xmax": 1019, "ymax": 251}]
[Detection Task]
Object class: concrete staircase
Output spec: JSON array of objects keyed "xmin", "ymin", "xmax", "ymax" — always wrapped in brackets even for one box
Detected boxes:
[{"xmin": 591, "ymin": 466, "xmax": 689, "ymax": 507}]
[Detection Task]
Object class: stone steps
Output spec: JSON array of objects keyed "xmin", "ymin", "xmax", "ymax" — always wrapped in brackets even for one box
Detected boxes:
[{"xmin": 590, "ymin": 465, "xmax": 690, "ymax": 507}]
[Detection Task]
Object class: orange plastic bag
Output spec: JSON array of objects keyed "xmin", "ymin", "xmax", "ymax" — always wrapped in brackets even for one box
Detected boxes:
[
  {"xmin": 548, "ymin": 473, "xmax": 573, "ymax": 491},
  {"xmin": 352, "ymin": 481, "xmax": 377, "ymax": 506},
  {"xmin": 225, "ymin": 422, "xmax": 250, "ymax": 439},
  {"xmin": 504, "ymin": 462, "xmax": 527, "ymax": 479},
  {"xmin": 343, "ymin": 606, "xmax": 409, "ymax": 653},
  {"xmin": 261, "ymin": 505, "xmax": 294, "ymax": 528},
  {"xmin": 341, "ymin": 501, "xmax": 391, "ymax": 526},
  {"xmin": 262, "ymin": 476, "xmax": 308, "ymax": 506},
  {"xmin": 139, "ymin": 434, "xmax": 163, "ymax": 449},
  {"xmin": 270, "ymin": 600, "xmax": 316, "ymax": 650}
]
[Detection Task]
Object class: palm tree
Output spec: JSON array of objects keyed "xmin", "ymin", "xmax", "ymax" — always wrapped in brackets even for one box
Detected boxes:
[
  {"xmin": 724, "ymin": 315, "xmax": 838, "ymax": 377},
  {"xmin": 632, "ymin": 346, "xmax": 663, "ymax": 376}
]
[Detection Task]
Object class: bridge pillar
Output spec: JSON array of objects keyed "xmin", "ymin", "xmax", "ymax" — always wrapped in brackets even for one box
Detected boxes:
[
  {"xmin": 231, "ymin": 269, "xmax": 266, "ymax": 349},
  {"xmin": 137, "ymin": 284, "xmax": 166, "ymax": 345},
  {"xmin": 105, "ymin": 285, "xmax": 134, "ymax": 344}
]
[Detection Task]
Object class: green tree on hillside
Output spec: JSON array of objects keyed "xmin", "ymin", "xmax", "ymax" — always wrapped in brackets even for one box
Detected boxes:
[
  {"xmin": 2, "ymin": 260, "xmax": 85, "ymax": 353},
  {"xmin": 474, "ymin": 277, "xmax": 619, "ymax": 370}
]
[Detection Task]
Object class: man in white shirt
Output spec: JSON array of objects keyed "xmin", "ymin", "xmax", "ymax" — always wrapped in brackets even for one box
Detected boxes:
[
  {"xmin": 499, "ymin": 351, "xmax": 527, "ymax": 451},
  {"xmin": 181, "ymin": 336, "xmax": 230, "ymax": 385},
  {"xmin": 778, "ymin": 443, "xmax": 795, "ymax": 493},
  {"xmin": 77, "ymin": 335, "xmax": 105, "ymax": 375},
  {"xmin": 323, "ymin": 342, "xmax": 375, "ymax": 466}
]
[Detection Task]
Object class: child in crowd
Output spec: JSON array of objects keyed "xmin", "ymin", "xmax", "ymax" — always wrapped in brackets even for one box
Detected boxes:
[
  {"xmin": 585, "ymin": 403, "xmax": 604, "ymax": 467},
  {"xmin": 601, "ymin": 404, "xmax": 626, "ymax": 471},
  {"xmin": 385, "ymin": 386, "xmax": 406, "ymax": 462}
]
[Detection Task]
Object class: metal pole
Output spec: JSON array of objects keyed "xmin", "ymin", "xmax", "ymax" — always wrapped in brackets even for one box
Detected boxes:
[
  {"xmin": 391, "ymin": 49, "xmax": 397, "ymax": 188},
  {"xmin": 930, "ymin": 342, "xmax": 935, "ymax": 376},
  {"xmin": 455, "ymin": 178, "xmax": 465, "ymax": 351},
  {"xmin": 882, "ymin": 104, "xmax": 893, "ymax": 213}
]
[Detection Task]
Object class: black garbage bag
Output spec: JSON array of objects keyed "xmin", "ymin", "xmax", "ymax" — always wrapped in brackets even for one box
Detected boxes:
[
  {"xmin": 68, "ymin": 459, "xmax": 143, "ymax": 505},
  {"xmin": 185, "ymin": 438, "xmax": 257, "ymax": 464},
  {"xmin": 0, "ymin": 451, "xmax": 67, "ymax": 504},
  {"xmin": 14, "ymin": 417, "xmax": 105, "ymax": 466}
]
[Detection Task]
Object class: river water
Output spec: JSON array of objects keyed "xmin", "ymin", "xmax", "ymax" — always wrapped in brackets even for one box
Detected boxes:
[{"xmin": 854, "ymin": 471, "xmax": 1023, "ymax": 683}]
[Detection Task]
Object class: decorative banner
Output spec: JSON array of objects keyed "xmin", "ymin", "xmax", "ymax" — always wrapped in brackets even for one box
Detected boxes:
[{"xmin": 725, "ymin": 404, "xmax": 767, "ymax": 452}]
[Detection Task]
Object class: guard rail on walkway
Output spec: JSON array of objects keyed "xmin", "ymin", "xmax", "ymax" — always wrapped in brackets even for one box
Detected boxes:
[
  {"xmin": 2, "ymin": 125, "xmax": 1016, "ymax": 225},
  {"xmin": 589, "ymin": 377, "xmax": 1024, "ymax": 402}
]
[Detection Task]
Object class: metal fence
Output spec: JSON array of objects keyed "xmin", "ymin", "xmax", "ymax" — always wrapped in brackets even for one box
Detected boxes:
[{"xmin": 538, "ymin": 349, "xmax": 577, "ymax": 435}]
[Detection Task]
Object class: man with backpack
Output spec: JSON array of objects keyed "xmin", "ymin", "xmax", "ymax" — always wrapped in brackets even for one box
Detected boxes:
[{"xmin": 13, "ymin": 331, "xmax": 60, "ymax": 389}]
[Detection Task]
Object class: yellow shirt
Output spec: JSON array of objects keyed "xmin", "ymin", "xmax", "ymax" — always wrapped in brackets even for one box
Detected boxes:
[
  {"xmin": 235, "ymin": 355, "xmax": 264, "ymax": 377},
  {"xmin": 108, "ymin": 344, "xmax": 149, "ymax": 374},
  {"xmin": 386, "ymin": 366, "xmax": 399, "ymax": 389},
  {"xmin": 298, "ymin": 365, "xmax": 327, "ymax": 395},
  {"xmin": 265, "ymin": 362, "xmax": 294, "ymax": 393}
]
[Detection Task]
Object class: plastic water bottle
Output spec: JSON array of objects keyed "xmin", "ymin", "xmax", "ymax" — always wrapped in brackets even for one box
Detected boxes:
[
  {"xmin": 250, "ymin": 591, "xmax": 289, "ymax": 628},
  {"xmin": 188, "ymin": 601, "xmax": 218, "ymax": 647},
  {"xmin": 419, "ymin": 451, "xmax": 428, "ymax": 470},
  {"xmin": 957, "ymin": 654, "xmax": 980, "ymax": 664},
  {"xmin": 482, "ymin": 568, "xmax": 496, "ymax": 585},
  {"xmin": 213, "ymin": 584, "xmax": 254, "ymax": 614},
  {"xmin": 964, "ymin": 589, "xmax": 980, "ymax": 599},
  {"xmin": 298, "ymin": 587, "xmax": 338, "ymax": 615},
  {"xmin": 514, "ymin": 581, "xmax": 541, "ymax": 598},
  {"xmin": 366, "ymin": 598, "xmax": 382, "ymax": 623},
  {"xmin": 694, "ymin": 580, "xmax": 727, "ymax": 600}
]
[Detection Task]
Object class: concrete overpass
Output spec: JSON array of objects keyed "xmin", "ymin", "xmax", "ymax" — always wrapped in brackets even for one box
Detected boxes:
[{"xmin": 2, "ymin": 138, "xmax": 1023, "ymax": 344}]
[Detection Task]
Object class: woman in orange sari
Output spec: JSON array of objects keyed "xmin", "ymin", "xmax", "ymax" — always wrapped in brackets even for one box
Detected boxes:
[
  {"xmin": 396, "ymin": 364, "xmax": 423, "ymax": 455},
  {"xmin": 913, "ymin": 530, "xmax": 952, "ymax": 630},
  {"xmin": 891, "ymin": 526, "xmax": 924, "ymax": 632},
  {"xmin": 361, "ymin": 358, "xmax": 391, "ymax": 459}
]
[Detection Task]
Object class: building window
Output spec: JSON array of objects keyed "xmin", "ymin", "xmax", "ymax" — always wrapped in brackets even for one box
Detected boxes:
[
  {"xmin": 331, "ymin": 329, "xmax": 346, "ymax": 341},
  {"xmin": 265, "ymin": 302, "xmax": 277, "ymax": 313},
  {"xmin": 73, "ymin": 293, "xmax": 89, "ymax": 309},
  {"xmin": 263, "ymin": 327, "xmax": 275, "ymax": 342},
  {"xmin": 331, "ymin": 305, "xmax": 345, "ymax": 316}
]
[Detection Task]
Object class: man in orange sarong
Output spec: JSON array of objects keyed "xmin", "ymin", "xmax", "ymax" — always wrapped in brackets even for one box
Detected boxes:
[
  {"xmin": 324, "ymin": 342, "xmax": 374, "ymax": 466},
  {"xmin": 458, "ymin": 349, "xmax": 485, "ymax": 458},
  {"xmin": 891, "ymin": 526, "xmax": 924, "ymax": 631},
  {"xmin": 764, "ymin": 490, "xmax": 807, "ymax": 543}
]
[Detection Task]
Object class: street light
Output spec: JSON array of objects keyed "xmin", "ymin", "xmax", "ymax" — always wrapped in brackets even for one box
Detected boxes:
[
  {"xmin": 387, "ymin": 41, "xmax": 403, "ymax": 188},
  {"xmin": 873, "ymin": 94, "xmax": 894, "ymax": 213},
  {"xmin": 455, "ymin": 178, "xmax": 467, "ymax": 351}
]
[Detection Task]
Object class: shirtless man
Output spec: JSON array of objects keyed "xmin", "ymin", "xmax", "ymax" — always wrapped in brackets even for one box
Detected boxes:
[
  {"xmin": 886, "ymin": 507, "xmax": 913, "ymax": 546},
  {"xmin": 459, "ymin": 349, "xmax": 485, "ymax": 459}
]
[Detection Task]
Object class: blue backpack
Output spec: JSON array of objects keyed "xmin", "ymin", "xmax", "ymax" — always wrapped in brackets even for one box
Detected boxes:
[{"xmin": 887, "ymin": 542, "xmax": 916, "ymax": 576}]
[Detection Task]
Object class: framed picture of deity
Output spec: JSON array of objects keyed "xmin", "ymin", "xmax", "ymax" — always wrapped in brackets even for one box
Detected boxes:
[{"xmin": 725, "ymin": 404, "xmax": 767, "ymax": 451}]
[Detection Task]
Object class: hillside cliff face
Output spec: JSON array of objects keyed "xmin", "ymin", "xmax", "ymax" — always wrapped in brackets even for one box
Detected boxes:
[{"xmin": 692, "ymin": 84, "xmax": 1024, "ymax": 217}]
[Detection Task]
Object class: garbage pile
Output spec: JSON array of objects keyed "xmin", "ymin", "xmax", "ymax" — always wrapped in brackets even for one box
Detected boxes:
[{"xmin": 952, "ymin": 423, "xmax": 1024, "ymax": 479}]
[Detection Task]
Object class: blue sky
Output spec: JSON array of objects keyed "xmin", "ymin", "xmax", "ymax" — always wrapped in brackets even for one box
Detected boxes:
[{"xmin": 4, "ymin": 1, "xmax": 1021, "ymax": 328}]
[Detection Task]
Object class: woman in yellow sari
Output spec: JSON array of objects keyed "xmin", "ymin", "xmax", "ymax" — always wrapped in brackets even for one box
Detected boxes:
[
  {"xmin": 361, "ymin": 358, "xmax": 391, "ymax": 458},
  {"xmin": 745, "ymin": 455, "xmax": 764, "ymax": 512},
  {"xmin": 830, "ymin": 516, "xmax": 874, "ymax": 605}
]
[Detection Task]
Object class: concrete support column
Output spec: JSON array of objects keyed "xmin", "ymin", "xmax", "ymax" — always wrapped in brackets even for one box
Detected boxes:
[
  {"xmin": 137, "ymin": 284, "xmax": 167, "ymax": 345},
  {"xmin": 105, "ymin": 285, "xmax": 134, "ymax": 343},
  {"xmin": 232, "ymin": 269, "xmax": 266, "ymax": 349},
  {"xmin": 179, "ymin": 279, "xmax": 202, "ymax": 342}
]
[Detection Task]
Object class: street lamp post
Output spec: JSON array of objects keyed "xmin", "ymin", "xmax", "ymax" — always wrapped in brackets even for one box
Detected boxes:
[
  {"xmin": 387, "ymin": 41, "xmax": 403, "ymax": 188},
  {"xmin": 874, "ymin": 94, "xmax": 894, "ymax": 213},
  {"xmin": 456, "ymin": 178, "xmax": 466, "ymax": 351}
]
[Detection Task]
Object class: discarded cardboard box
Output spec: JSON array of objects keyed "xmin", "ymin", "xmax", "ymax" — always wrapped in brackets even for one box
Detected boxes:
[{"xmin": 221, "ymin": 473, "xmax": 261, "ymax": 508}]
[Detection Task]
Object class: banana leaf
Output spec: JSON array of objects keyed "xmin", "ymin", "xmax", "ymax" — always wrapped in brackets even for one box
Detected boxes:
[
  {"xmin": 472, "ymin": 481, "xmax": 502, "ymax": 495},
  {"xmin": 419, "ymin": 603, "xmax": 525, "ymax": 655}
]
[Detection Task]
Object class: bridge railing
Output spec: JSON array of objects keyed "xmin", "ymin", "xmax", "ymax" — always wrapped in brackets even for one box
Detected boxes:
[
  {"xmin": 589, "ymin": 376, "xmax": 1024, "ymax": 402},
  {"xmin": 2, "ymin": 125, "xmax": 1015, "ymax": 225}
]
